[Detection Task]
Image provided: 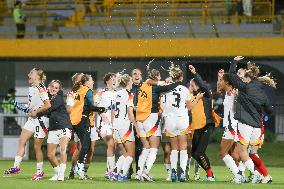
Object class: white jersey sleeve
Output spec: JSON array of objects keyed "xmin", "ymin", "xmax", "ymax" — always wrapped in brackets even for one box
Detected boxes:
[
  {"xmin": 66, "ymin": 91, "xmax": 75, "ymax": 107},
  {"xmin": 37, "ymin": 83, "xmax": 49, "ymax": 102}
]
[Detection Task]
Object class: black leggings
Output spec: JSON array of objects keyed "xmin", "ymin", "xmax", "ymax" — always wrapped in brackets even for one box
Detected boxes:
[
  {"xmin": 73, "ymin": 116, "xmax": 91, "ymax": 164},
  {"xmin": 191, "ymin": 124, "xmax": 214, "ymax": 171}
]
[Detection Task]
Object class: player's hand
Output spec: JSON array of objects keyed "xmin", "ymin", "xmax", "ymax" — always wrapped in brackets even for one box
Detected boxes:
[
  {"xmin": 188, "ymin": 65, "xmax": 196, "ymax": 74},
  {"xmin": 218, "ymin": 69, "xmax": 225, "ymax": 80},
  {"xmin": 196, "ymin": 92, "xmax": 205, "ymax": 100},
  {"xmin": 234, "ymin": 56, "xmax": 244, "ymax": 61}
]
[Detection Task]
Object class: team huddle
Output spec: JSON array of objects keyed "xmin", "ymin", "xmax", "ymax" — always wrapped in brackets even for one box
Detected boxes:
[{"xmin": 3, "ymin": 56, "xmax": 276, "ymax": 184}]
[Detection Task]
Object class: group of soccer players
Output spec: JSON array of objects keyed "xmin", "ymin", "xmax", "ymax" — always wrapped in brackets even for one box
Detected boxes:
[{"xmin": 3, "ymin": 56, "xmax": 275, "ymax": 184}]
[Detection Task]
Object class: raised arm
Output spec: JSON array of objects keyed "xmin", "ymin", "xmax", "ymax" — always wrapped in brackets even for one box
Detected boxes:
[
  {"xmin": 188, "ymin": 65, "xmax": 211, "ymax": 97},
  {"xmin": 228, "ymin": 56, "xmax": 247, "ymax": 91}
]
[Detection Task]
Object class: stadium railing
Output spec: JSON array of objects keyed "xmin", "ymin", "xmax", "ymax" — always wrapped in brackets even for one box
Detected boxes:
[{"xmin": 0, "ymin": 0, "xmax": 281, "ymax": 38}]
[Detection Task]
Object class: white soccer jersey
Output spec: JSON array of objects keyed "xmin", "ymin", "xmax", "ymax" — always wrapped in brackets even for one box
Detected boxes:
[
  {"xmin": 163, "ymin": 85, "xmax": 190, "ymax": 116},
  {"xmin": 28, "ymin": 83, "xmax": 49, "ymax": 111},
  {"xmin": 66, "ymin": 90, "xmax": 76, "ymax": 107},
  {"xmin": 113, "ymin": 89, "xmax": 134, "ymax": 125},
  {"xmin": 223, "ymin": 90, "xmax": 238, "ymax": 128}
]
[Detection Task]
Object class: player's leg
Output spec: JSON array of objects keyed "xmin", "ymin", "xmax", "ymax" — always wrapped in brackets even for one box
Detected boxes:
[
  {"xmin": 120, "ymin": 140, "xmax": 135, "ymax": 180},
  {"xmin": 47, "ymin": 130, "xmax": 60, "ymax": 181},
  {"xmin": 169, "ymin": 136, "xmax": 179, "ymax": 182},
  {"xmin": 33, "ymin": 137, "xmax": 45, "ymax": 180},
  {"xmin": 104, "ymin": 134, "xmax": 115, "ymax": 174},
  {"xmin": 178, "ymin": 134, "xmax": 188, "ymax": 182},
  {"xmin": 162, "ymin": 141, "xmax": 171, "ymax": 181},
  {"xmin": 57, "ymin": 129, "xmax": 71, "ymax": 181},
  {"xmin": 137, "ymin": 136, "xmax": 150, "ymax": 179},
  {"xmin": 191, "ymin": 124, "xmax": 215, "ymax": 181}
]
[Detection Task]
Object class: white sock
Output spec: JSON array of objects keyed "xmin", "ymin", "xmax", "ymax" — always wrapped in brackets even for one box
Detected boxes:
[
  {"xmin": 37, "ymin": 162, "xmax": 43, "ymax": 173},
  {"xmin": 244, "ymin": 159, "xmax": 258, "ymax": 175},
  {"xmin": 238, "ymin": 161, "xmax": 246, "ymax": 174},
  {"xmin": 122, "ymin": 156, "xmax": 133, "ymax": 176},
  {"xmin": 116, "ymin": 155, "xmax": 125, "ymax": 174},
  {"xmin": 223, "ymin": 154, "xmax": 240, "ymax": 177},
  {"xmin": 170, "ymin": 150, "xmax": 178, "ymax": 171},
  {"xmin": 107, "ymin": 156, "xmax": 116, "ymax": 172},
  {"xmin": 137, "ymin": 148, "xmax": 150, "ymax": 175},
  {"xmin": 164, "ymin": 163, "xmax": 171, "ymax": 174},
  {"xmin": 53, "ymin": 166, "xmax": 60, "ymax": 175},
  {"xmin": 14, "ymin": 156, "xmax": 23, "ymax": 168},
  {"xmin": 59, "ymin": 163, "xmax": 66, "ymax": 176},
  {"xmin": 144, "ymin": 148, "xmax": 158, "ymax": 174},
  {"xmin": 180, "ymin": 150, "xmax": 188, "ymax": 173}
]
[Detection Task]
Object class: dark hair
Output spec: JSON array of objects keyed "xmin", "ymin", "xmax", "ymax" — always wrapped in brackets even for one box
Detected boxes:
[
  {"xmin": 72, "ymin": 74, "xmax": 91, "ymax": 92},
  {"xmin": 222, "ymin": 73, "xmax": 232, "ymax": 85},
  {"xmin": 103, "ymin": 72, "xmax": 116, "ymax": 85},
  {"xmin": 14, "ymin": 1, "xmax": 22, "ymax": 6}
]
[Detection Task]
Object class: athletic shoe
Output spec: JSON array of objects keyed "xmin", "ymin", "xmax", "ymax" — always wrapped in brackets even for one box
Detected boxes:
[
  {"xmin": 49, "ymin": 174, "xmax": 58, "ymax": 181},
  {"xmin": 4, "ymin": 167, "xmax": 21, "ymax": 174},
  {"xmin": 241, "ymin": 176, "xmax": 250, "ymax": 183},
  {"xmin": 75, "ymin": 163, "xmax": 86, "ymax": 180},
  {"xmin": 32, "ymin": 172, "xmax": 45, "ymax": 180},
  {"xmin": 68, "ymin": 169, "xmax": 75, "ymax": 179},
  {"xmin": 171, "ymin": 169, "xmax": 178, "ymax": 182},
  {"xmin": 204, "ymin": 175, "xmax": 216, "ymax": 182},
  {"xmin": 231, "ymin": 177, "xmax": 241, "ymax": 184},
  {"xmin": 135, "ymin": 173, "xmax": 143, "ymax": 181},
  {"xmin": 105, "ymin": 171, "xmax": 111, "ymax": 179},
  {"xmin": 194, "ymin": 173, "xmax": 200, "ymax": 181},
  {"xmin": 109, "ymin": 171, "xmax": 118, "ymax": 181},
  {"xmin": 57, "ymin": 173, "xmax": 64, "ymax": 181},
  {"xmin": 142, "ymin": 172, "xmax": 153, "ymax": 182},
  {"xmin": 179, "ymin": 172, "xmax": 186, "ymax": 182},
  {"xmin": 118, "ymin": 174, "xmax": 128, "ymax": 181},
  {"xmin": 261, "ymin": 175, "xmax": 272, "ymax": 184},
  {"xmin": 251, "ymin": 172, "xmax": 262, "ymax": 184}
]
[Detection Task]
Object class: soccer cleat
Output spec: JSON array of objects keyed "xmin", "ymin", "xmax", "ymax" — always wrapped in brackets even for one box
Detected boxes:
[
  {"xmin": 179, "ymin": 172, "xmax": 186, "ymax": 182},
  {"xmin": 251, "ymin": 172, "xmax": 262, "ymax": 184},
  {"xmin": 4, "ymin": 167, "xmax": 21, "ymax": 174},
  {"xmin": 171, "ymin": 169, "xmax": 178, "ymax": 182},
  {"xmin": 135, "ymin": 173, "xmax": 143, "ymax": 181},
  {"xmin": 142, "ymin": 172, "xmax": 153, "ymax": 182},
  {"xmin": 204, "ymin": 175, "xmax": 216, "ymax": 182},
  {"xmin": 49, "ymin": 174, "xmax": 58, "ymax": 181},
  {"xmin": 75, "ymin": 163, "xmax": 86, "ymax": 180},
  {"xmin": 105, "ymin": 171, "xmax": 111, "ymax": 179},
  {"xmin": 241, "ymin": 176, "xmax": 250, "ymax": 183},
  {"xmin": 32, "ymin": 172, "xmax": 45, "ymax": 180},
  {"xmin": 231, "ymin": 177, "xmax": 241, "ymax": 184},
  {"xmin": 117, "ymin": 174, "xmax": 128, "ymax": 182},
  {"xmin": 57, "ymin": 174, "xmax": 64, "ymax": 181},
  {"xmin": 261, "ymin": 175, "xmax": 272, "ymax": 184},
  {"xmin": 109, "ymin": 171, "xmax": 118, "ymax": 181},
  {"xmin": 194, "ymin": 172, "xmax": 200, "ymax": 181},
  {"xmin": 84, "ymin": 174, "xmax": 92, "ymax": 180}
]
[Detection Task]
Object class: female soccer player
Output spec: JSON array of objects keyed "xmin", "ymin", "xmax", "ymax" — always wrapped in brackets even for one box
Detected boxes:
[
  {"xmin": 187, "ymin": 65, "xmax": 215, "ymax": 181},
  {"xmin": 4, "ymin": 68, "xmax": 51, "ymax": 181},
  {"xmin": 36, "ymin": 80, "xmax": 72, "ymax": 181},
  {"xmin": 228, "ymin": 57, "xmax": 273, "ymax": 183},
  {"xmin": 162, "ymin": 65, "xmax": 191, "ymax": 182},
  {"xmin": 67, "ymin": 73, "xmax": 84, "ymax": 179},
  {"xmin": 94, "ymin": 72, "xmax": 117, "ymax": 178},
  {"xmin": 136, "ymin": 68, "xmax": 181, "ymax": 181},
  {"xmin": 111, "ymin": 74, "xmax": 136, "ymax": 181},
  {"xmin": 70, "ymin": 74, "xmax": 105, "ymax": 180}
]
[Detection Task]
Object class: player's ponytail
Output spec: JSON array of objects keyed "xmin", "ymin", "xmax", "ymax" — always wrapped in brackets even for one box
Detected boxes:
[
  {"xmin": 258, "ymin": 74, "xmax": 277, "ymax": 88},
  {"xmin": 72, "ymin": 74, "xmax": 90, "ymax": 92}
]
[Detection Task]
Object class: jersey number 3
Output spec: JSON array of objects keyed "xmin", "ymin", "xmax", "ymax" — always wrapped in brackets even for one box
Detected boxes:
[{"xmin": 172, "ymin": 92, "xmax": 181, "ymax": 108}]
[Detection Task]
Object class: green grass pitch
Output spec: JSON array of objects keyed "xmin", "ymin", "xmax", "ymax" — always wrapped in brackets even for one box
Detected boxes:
[{"xmin": 1, "ymin": 143, "xmax": 284, "ymax": 189}]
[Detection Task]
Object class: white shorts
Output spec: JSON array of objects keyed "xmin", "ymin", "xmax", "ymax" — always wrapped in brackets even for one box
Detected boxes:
[
  {"xmin": 164, "ymin": 114, "xmax": 190, "ymax": 137},
  {"xmin": 47, "ymin": 128, "xmax": 72, "ymax": 144},
  {"xmin": 222, "ymin": 119, "xmax": 238, "ymax": 141},
  {"xmin": 114, "ymin": 121, "xmax": 135, "ymax": 143},
  {"xmin": 73, "ymin": 127, "xmax": 99, "ymax": 142},
  {"xmin": 137, "ymin": 113, "xmax": 161, "ymax": 137},
  {"xmin": 23, "ymin": 117, "xmax": 49, "ymax": 138},
  {"xmin": 237, "ymin": 121, "xmax": 263, "ymax": 146},
  {"xmin": 96, "ymin": 116, "xmax": 113, "ymax": 139}
]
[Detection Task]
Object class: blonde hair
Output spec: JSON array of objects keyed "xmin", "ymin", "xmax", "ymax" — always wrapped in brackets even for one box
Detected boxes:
[
  {"xmin": 168, "ymin": 63, "xmax": 183, "ymax": 82},
  {"xmin": 118, "ymin": 74, "xmax": 132, "ymax": 88},
  {"xmin": 245, "ymin": 62, "xmax": 260, "ymax": 79},
  {"xmin": 258, "ymin": 75, "xmax": 277, "ymax": 88},
  {"xmin": 33, "ymin": 68, "xmax": 46, "ymax": 83},
  {"xmin": 49, "ymin": 80, "xmax": 63, "ymax": 90},
  {"xmin": 71, "ymin": 73, "xmax": 84, "ymax": 85}
]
